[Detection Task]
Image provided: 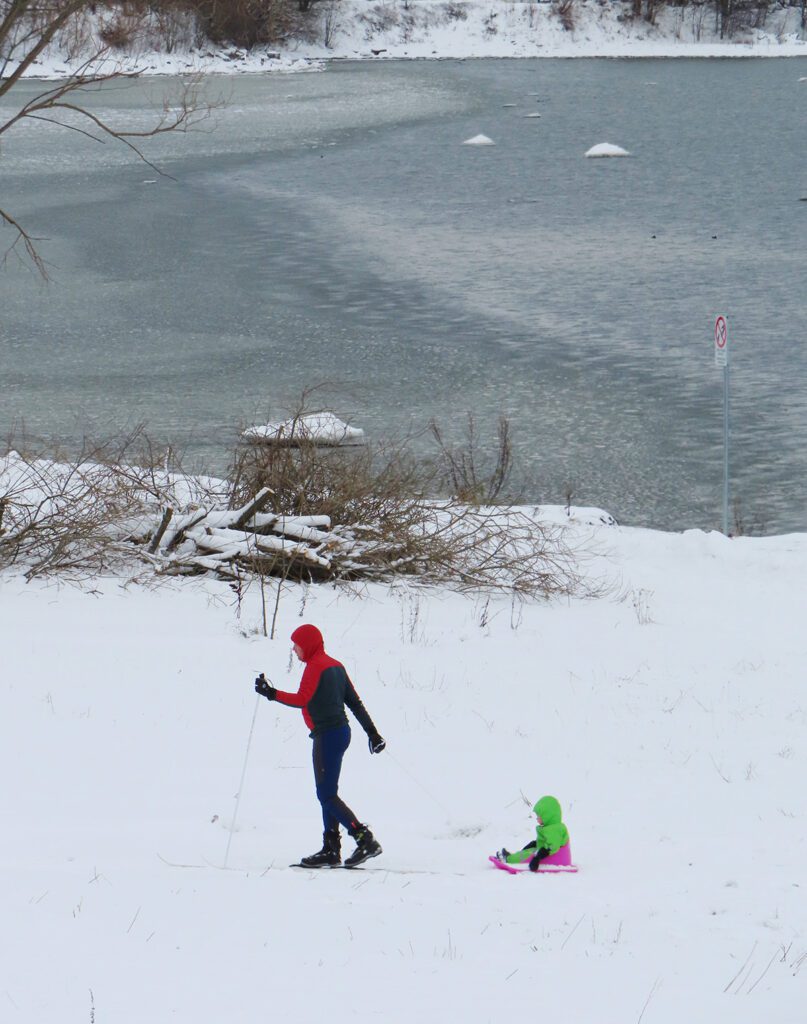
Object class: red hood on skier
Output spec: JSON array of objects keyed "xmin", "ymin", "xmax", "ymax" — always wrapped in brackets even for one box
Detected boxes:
[
  {"xmin": 278, "ymin": 624, "xmax": 379, "ymax": 741},
  {"xmin": 291, "ymin": 623, "xmax": 325, "ymax": 662}
]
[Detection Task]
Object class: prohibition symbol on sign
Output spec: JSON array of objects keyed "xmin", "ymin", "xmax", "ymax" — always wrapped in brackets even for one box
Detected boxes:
[{"xmin": 714, "ymin": 315, "xmax": 728, "ymax": 367}]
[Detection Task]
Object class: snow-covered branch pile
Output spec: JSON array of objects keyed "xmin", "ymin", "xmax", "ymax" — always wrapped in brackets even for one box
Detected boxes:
[
  {"xmin": 141, "ymin": 486, "xmax": 348, "ymax": 581},
  {"xmin": 137, "ymin": 486, "xmax": 589, "ymax": 596},
  {"xmin": 0, "ymin": 447, "xmax": 595, "ymax": 596}
]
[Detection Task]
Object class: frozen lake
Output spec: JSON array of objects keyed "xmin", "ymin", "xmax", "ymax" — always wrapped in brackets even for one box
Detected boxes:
[{"xmin": 1, "ymin": 58, "xmax": 805, "ymax": 531}]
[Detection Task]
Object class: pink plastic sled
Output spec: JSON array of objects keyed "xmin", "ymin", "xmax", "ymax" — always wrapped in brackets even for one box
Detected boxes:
[{"xmin": 489, "ymin": 843, "xmax": 578, "ymax": 874}]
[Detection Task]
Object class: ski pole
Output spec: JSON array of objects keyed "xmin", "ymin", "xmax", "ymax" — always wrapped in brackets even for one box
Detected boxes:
[
  {"xmin": 223, "ymin": 674, "xmax": 268, "ymax": 868},
  {"xmin": 386, "ymin": 751, "xmax": 452, "ymax": 821}
]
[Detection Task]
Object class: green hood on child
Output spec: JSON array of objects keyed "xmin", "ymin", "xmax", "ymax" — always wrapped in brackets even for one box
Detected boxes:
[{"xmin": 533, "ymin": 795, "xmax": 569, "ymax": 855}]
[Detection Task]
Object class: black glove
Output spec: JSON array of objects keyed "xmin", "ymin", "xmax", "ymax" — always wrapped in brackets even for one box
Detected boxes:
[
  {"xmin": 528, "ymin": 848, "xmax": 548, "ymax": 872},
  {"xmin": 254, "ymin": 674, "xmax": 276, "ymax": 701},
  {"xmin": 368, "ymin": 733, "xmax": 386, "ymax": 754}
]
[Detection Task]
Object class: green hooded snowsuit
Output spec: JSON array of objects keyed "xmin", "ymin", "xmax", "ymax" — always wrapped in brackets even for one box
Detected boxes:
[{"xmin": 505, "ymin": 796, "xmax": 569, "ymax": 865}]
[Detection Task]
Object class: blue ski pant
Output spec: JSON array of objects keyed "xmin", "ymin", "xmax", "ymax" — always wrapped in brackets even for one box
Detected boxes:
[{"xmin": 312, "ymin": 725, "xmax": 359, "ymax": 833}]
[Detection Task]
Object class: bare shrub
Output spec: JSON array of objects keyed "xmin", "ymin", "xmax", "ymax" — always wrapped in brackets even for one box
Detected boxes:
[
  {"xmin": 630, "ymin": 0, "xmax": 665, "ymax": 23},
  {"xmin": 321, "ymin": 0, "xmax": 341, "ymax": 46},
  {"xmin": 172, "ymin": 0, "xmax": 304, "ymax": 49},
  {"xmin": 145, "ymin": 2, "xmax": 199, "ymax": 53},
  {"xmin": 0, "ymin": 425, "xmax": 222, "ymax": 580},
  {"xmin": 53, "ymin": 4, "xmax": 96, "ymax": 60},
  {"xmin": 407, "ymin": 503, "xmax": 586, "ymax": 597},
  {"xmin": 688, "ymin": 0, "xmax": 711, "ymax": 40},
  {"xmin": 0, "ymin": 433, "xmax": 152, "ymax": 580},
  {"xmin": 730, "ymin": 497, "xmax": 764, "ymax": 537},
  {"xmin": 230, "ymin": 435, "xmax": 427, "ymax": 528},
  {"xmin": 724, "ymin": 0, "xmax": 771, "ymax": 35},
  {"xmin": 554, "ymin": 0, "xmax": 576, "ymax": 31},
  {"xmin": 98, "ymin": 13, "xmax": 139, "ymax": 50},
  {"xmin": 430, "ymin": 414, "xmax": 514, "ymax": 505},
  {"xmin": 444, "ymin": 1, "xmax": 469, "ymax": 21},
  {"xmin": 358, "ymin": 2, "xmax": 400, "ymax": 36},
  {"xmin": 399, "ymin": 6, "xmax": 416, "ymax": 41}
]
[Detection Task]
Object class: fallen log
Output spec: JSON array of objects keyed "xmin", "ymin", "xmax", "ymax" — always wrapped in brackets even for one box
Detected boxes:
[
  {"xmin": 231, "ymin": 487, "xmax": 274, "ymax": 530},
  {"xmin": 147, "ymin": 507, "xmax": 174, "ymax": 554},
  {"xmin": 164, "ymin": 509, "xmax": 208, "ymax": 553}
]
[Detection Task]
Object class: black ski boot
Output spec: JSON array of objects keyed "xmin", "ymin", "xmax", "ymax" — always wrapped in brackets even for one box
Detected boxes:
[
  {"xmin": 300, "ymin": 828, "xmax": 341, "ymax": 868},
  {"xmin": 344, "ymin": 824, "xmax": 382, "ymax": 868}
]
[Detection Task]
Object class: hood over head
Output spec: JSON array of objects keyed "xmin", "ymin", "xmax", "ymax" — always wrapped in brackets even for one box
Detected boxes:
[
  {"xmin": 290, "ymin": 624, "xmax": 325, "ymax": 662},
  {"xmin": 533, "ymin": 795, "xmax": 563, "ymax": 826}
]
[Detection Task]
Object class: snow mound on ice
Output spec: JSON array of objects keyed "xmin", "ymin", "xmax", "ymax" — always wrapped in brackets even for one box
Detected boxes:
[
  {"xmin": 585, "ymin": 142, "xmax": 630, "ymax": 158},
  {"xmin": 241, "ymin": 412, "xmax": 365, "ymax": 446},
  {"xmin": 463, "ymin": 134, "xmax": 495, "ymax": 146}
]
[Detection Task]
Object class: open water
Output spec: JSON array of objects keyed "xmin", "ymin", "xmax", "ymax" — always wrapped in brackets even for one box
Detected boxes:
[{"xmin": 1, "ymin": 58, "xmax": 805, "ymax": 530}]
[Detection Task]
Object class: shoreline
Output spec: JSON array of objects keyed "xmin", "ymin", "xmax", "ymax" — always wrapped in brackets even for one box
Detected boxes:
[
  {"xmin": 16, "ymin": 46, "xmax": 807, "ymax": 82},
  {"xmin": 13, "ymin": 0, "xmax": 807, "ymax": 82}
]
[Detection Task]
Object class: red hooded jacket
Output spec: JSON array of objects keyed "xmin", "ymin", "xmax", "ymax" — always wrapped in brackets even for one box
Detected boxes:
[{"xmin": 273, "ymin": 624, "xmax": 379, "ymax": 739}]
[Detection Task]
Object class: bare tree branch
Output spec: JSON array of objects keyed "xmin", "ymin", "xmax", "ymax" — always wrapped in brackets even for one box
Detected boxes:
[
  {"xmin": 0, "ymin": 204, "xmax": 47, "ymax": 276},
  {"xmin": 0, "ymin": 0, "xmax": 217, "ymax": 274}
]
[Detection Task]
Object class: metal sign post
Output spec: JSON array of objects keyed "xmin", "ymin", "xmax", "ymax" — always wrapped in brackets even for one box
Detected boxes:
[{"xmin": 714, "ymin": 315, "xmax": 730, "ymax": 535}]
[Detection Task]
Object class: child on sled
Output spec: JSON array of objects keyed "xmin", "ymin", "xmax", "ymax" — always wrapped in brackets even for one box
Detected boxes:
[{"xmin": 496, "ymin": 795, "xmax": 570, "ymax": 872}]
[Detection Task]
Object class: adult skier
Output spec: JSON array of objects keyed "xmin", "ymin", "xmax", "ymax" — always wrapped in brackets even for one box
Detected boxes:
[{"xmin": 255, "ymin": 623, "xmax": 386, "ymax": 868}]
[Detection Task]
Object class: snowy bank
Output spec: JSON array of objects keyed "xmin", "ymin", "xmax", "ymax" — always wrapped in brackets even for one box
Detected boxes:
[
  {"xmin": 302, "ymin": 0, "xmax": 807, "ymax": 61},
  {"xmin": 14, "ymin": 0, "xmax": 807, "ymax": 79}
]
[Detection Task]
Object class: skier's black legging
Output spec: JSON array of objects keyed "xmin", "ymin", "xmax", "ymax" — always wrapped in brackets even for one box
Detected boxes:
[{"xmin": 312, "ymin": 725, "xmax": 359, "ymax": 832}]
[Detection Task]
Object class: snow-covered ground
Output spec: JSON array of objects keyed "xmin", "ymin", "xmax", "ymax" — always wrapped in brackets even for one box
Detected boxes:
[
  {"xmin": 2, "ymin": 517, "xmax": 806, "ymax": 1022},
  {"xmin": 15, "ymin": 0, "xmax": 807, "ymax": 79},
  {"xmin": 301, "ymin": 0, "xmax": 807, "ymax": 60}
]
